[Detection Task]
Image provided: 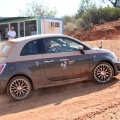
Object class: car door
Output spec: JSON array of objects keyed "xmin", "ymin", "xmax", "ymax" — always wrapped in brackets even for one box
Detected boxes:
[
  {"xmin": 20, "ymin": 39, "xmax": 44, "ymax": 88},
  {"xmin": 42, "ymin": 37, "xmax": 90, "ymax": 82}
]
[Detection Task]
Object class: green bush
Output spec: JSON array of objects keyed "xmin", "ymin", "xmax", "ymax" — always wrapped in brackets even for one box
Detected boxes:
[
  {"xmin": 62, "ymin": 15, "xmax": 76, "ymax": 25},
  {"xmin": 98, "ymin": 7, "xmax": 114, "ymax": 21},
  {"xmin": 87, "ymin": 7, "xmax": 100, "ymax": 24},
  {"xmin": 81, "ymin": 7, "xmax": 120, "ymax": 25},
  {"xmin": 79, "ymin": 14, "xmax": 93, "ymax": 30},
  {"xmin": 64, "ymin": 7, "xmax": 120, "ymax": 33},
  {"xmin": 97, "ymin": 7, "xmax": 120, "ymax": 22},
  {"xmin": 75, "ymin": 18, "xmax": 84, "ymax": 29},
  {"xmin": 112, "ymin": 7, "xmax": 120, "ymax": 20}
]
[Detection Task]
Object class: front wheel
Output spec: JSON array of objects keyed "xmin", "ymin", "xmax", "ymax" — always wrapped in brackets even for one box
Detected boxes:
[
  {"xmin": 7, "ymin": 76, "xmax": 32, "ymax": 100},
  {"xmin": 93, "ymin": 62, "xmax": 114, "ymax": 84}
]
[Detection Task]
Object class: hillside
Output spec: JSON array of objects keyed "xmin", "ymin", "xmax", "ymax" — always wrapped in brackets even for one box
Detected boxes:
[{"xmin": 68, "ymin": 19, "xmax": 120, "ymax": 41}]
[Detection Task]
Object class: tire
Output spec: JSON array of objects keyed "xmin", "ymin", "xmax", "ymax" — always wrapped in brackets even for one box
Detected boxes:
[
  {"xmin": 93, "ymin": 62, "xmax": 114, "ymax": 84},
  {"xmin": 7, "ymin": 76, "xmax": 32, "ymax": 100}
]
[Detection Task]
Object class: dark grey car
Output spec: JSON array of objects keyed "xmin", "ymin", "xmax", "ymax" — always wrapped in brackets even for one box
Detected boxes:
[{"xmin": 0, "ymin": 34, "xmax": 120, "ymax": 100}]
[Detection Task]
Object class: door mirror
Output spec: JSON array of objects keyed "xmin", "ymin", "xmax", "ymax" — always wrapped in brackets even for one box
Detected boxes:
[
  {"xmin": 79, "ymin": 45, "xmax": 85, "ymax": 54},
  {"xmin": 79, "ymin": 45, "xmax": 83, "ymax": 50}
]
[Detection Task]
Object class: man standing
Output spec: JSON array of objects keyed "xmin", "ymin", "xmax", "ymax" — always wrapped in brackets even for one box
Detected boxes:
[{"xmin": 7, "ymin": 27, "xmax": 16, "ymax": 40}]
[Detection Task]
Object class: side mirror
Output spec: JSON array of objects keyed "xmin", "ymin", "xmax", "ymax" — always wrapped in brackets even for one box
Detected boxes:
[
  {"xmin": 79, "ymin": 45, "xmax": 83, "ymax": 50},
  {"xmin": 79, "ymin": 45, "xmax": 85, "ymax": 54}
]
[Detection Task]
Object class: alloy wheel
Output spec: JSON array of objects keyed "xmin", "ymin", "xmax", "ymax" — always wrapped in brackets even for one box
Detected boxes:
[
  {"xmin": 94, "ymin": 63, "xmax": 113, "ymax": 83},
  {"xmin": 8, "ymin": 77, "xmax": 32, "ymax": 100}
]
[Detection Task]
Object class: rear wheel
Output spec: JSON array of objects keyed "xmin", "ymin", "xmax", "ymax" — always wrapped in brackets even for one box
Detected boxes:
[
  {"xmin": 93, "ymin": 62, "xmax": 114, "ymax": 84},
  {"xmin": 7, "ymin": 76, "xmax": 32, "ymax": 100}
]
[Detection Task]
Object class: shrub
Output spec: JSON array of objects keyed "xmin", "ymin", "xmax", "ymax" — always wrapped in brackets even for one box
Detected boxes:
[
  {"xmin": 75, "ymin": 18, "xmax": 84, "ymax": 30},
  {"xmin": 64, "ymin": 22, "xmax": 77, "ymax": 32},
  {"xmin": 80, "ymin": 7, "xmax": 120, "ymax": 25},
  {"xmin": 98, "ymin": 7, "xmax": 120, "ymax": 22},
  {"xmin": 79, "ymin": 15, "xmax": 93, "ymax": 30},
  {"xmin": 99, "ymin": 19, "xmax": 105, "ymax": 24},
  {"xmin": 87, "ymin": 7, "xmax": 100, "ymax": 24}
]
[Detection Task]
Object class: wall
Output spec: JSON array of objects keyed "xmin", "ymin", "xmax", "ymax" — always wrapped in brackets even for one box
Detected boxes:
[{"xmin": 40, "ymin": 17, "xmax": 63, "ymax": 34}]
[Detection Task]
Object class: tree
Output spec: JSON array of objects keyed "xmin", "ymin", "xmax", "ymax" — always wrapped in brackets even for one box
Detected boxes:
[
  {"xmin": 19, "ymin": 0, "xmax": 57, "ymax": 17},
  {"xmin": 102, "ymin": 0, "xmax": 120, "ymax": 7},
  {"xmin": 62, "ymin": 15, "xmax": 76, "ymax": 25},
  {"xmin": 76, "ymin": 0, "xmax": 96, "ymax": 18}
]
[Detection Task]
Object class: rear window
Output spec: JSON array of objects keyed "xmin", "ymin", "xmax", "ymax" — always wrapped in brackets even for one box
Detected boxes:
[
  {"xmin": 0, "ymin": 41, "xmax": 16, "ymax": 57},
  {"xmin": 1, "ymin": 45, "xmax": 10, "ymax": 53}
]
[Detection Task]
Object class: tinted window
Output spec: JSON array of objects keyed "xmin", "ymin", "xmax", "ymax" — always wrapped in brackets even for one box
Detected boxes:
[
  {"xmin": 62, "ymin": 38, "xmax": 90, "ymax": 50},
  {"xmin": 21, "ymin": 40, "xmax": 40, "ymax": 56},
  {"xmin": 43, "ymin": 38, "xmax": 61, "ymax": 53},
  {"xmin": 43, "ymin": 37, "xmax": 89, "ymax": 54}
]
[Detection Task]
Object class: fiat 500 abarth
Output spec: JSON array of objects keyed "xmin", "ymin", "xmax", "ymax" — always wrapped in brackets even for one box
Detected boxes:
[{"xmin": 0, "ymin": 34, "xmax": 120, "ymax": 100}]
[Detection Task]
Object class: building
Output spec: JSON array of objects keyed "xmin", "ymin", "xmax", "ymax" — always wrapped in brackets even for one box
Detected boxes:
[{"xmin": 0, "ymin": 16, "xmax": 64, "ymax": 40}]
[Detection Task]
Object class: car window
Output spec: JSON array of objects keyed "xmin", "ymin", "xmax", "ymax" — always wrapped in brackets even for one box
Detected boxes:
[
  {"xmin": 59, "ymin": 38, "xmax": 80, "ymax": 52},
  {"xmin": 1, "ymin": 45, "xmax": 10, "ymax": 53},
  {"xmin": 43, "ymin": 37, "xmax": 81, "ymax": 54},
  {"xmin": 0, "ymin": 41, "xmax": 16, "ymax": 57},
  {"xmin": 63, "ymin": 38, "xmax": 90, "ymax": 50},
  {"xmin": 43, "ymin": 38, "xmax": 61, "ymax": 53},
  {"xmin": 21, "ymin": 40, "xmax": 39, "ymax": 56}
]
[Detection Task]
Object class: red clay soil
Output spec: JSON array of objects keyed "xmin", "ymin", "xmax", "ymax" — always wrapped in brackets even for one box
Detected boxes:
[{"xmin": 66, "ymin": 19, "xmax": 120, "ymax": 41}]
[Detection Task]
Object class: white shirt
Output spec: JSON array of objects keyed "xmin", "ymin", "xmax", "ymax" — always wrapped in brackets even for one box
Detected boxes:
[{"xmin": 7, "ymin": 30, "xmax": 16, "ymax": 40}]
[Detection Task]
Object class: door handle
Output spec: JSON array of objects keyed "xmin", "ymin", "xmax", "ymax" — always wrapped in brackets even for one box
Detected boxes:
[
  {"xmin": 60, "ymin": 59, "xmax": 68, "ymax": 61},
  {"xmin": 44, "ymin": 60, "xmax": 54, "ymax": 63}
]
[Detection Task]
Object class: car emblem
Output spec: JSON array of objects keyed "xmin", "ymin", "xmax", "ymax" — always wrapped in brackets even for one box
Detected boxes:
[{"xmin": 61, "ymin": 61, "xmax": 67, "ymax": 69}]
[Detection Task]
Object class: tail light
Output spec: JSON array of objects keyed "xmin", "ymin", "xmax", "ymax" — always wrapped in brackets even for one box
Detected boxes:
[{"xmin": 0, "ymin": 63, "xmax": 6, "ymax": 74}]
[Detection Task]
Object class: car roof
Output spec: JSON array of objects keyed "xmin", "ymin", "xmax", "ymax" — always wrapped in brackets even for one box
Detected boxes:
[
  {"xmin": 10, "ymin": 34, "xmax": 73, "ymax": 43},
  {"xmin": 9, "ymin": 34, "xmax": 92, "ymax": 50}
]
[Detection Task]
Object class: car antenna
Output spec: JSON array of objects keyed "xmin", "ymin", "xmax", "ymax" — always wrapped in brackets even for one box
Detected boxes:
[{"xmin": 99, "ymin": 41, "xmax": 102, "ymax": 49}]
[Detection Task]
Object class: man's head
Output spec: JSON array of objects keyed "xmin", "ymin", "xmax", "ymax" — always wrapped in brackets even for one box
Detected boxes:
[
  {"xmin": 45, "ymin": 40, "xmax": 52, "ymax": 48},
  {"xmin": 11, "ymin": 27, "xmax": 14, "ymax": 31}
]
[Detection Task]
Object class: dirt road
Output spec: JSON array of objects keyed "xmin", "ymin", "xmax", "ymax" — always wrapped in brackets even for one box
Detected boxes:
[
  {"xmin": 1, "ymin": 40, "xmax": 120, "ymax": 120},
  {"xmin": 0, "ymin": 76, "xmax": 120, "ymax": 120}
]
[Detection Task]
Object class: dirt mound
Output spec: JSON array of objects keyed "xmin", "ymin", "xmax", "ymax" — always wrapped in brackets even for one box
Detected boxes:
[{"xmin": 67, "ymin": 20, "xmax": 120, "ymax": 41}]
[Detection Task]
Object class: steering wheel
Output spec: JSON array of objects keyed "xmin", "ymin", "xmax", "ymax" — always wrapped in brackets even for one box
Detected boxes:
[{"xmin": 54, "ymin": 46, "xmax": 61, "ymax": 52}]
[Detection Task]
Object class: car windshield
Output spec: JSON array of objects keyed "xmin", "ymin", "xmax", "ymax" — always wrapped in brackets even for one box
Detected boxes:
[{"xmin": 0, "ymin": 41, "xmax": 16, "ymax": 57}]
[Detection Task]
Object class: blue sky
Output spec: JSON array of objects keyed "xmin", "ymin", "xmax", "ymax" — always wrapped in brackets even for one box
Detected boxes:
[{"xmin": 0, "ymin": 0, "xmax": 81, "ymax": 17}]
